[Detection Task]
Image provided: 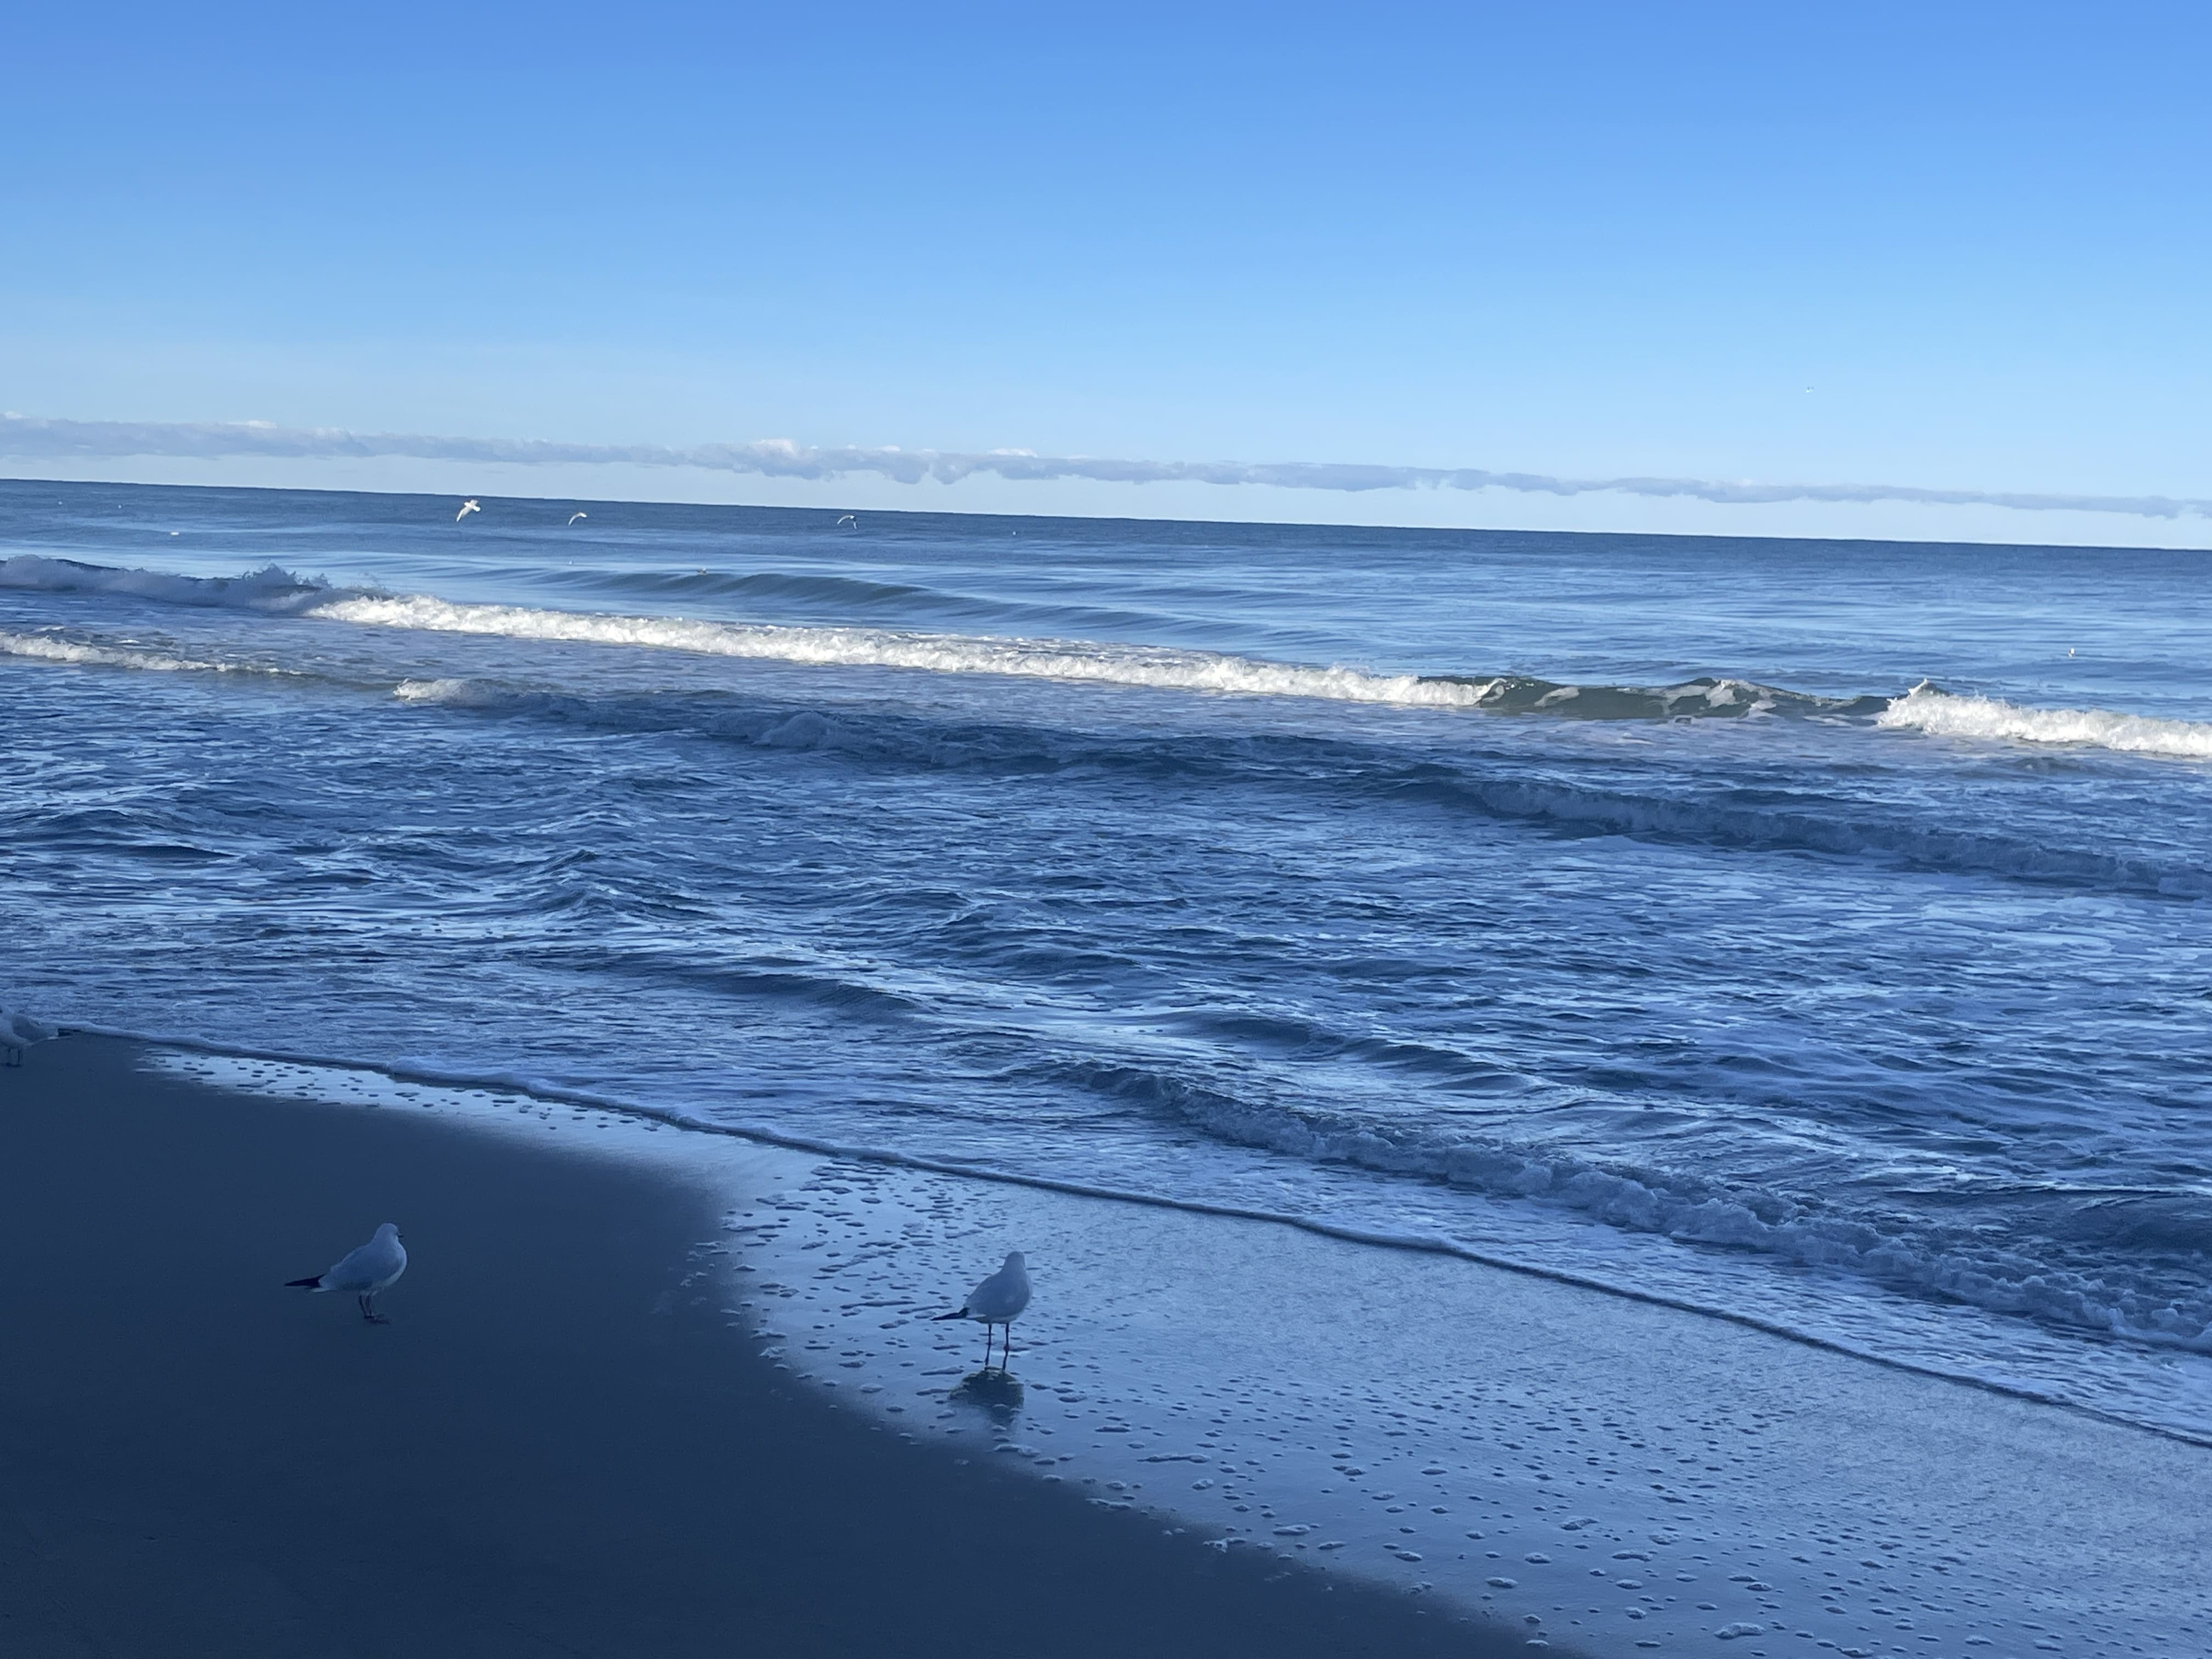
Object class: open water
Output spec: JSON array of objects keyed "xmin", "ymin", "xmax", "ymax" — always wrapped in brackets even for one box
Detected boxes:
[{"xmin": 4, "ymin": 478, "xmax": 2209, "ymax": 1440}]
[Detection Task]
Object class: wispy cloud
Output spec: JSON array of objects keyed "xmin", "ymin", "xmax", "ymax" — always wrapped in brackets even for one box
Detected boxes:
[{"xmin": 5, "ymin": 413, "xmax": 2207, "ymax": 521}]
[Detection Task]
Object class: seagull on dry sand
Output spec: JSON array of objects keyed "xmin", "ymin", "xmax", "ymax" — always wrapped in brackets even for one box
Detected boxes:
[
  {"xmin": 286, "ymin": 1222, "xmax": 408, "ymax": 1323},
  {"xmin": 455, "ymin": 499, "xmax": 481, "ymax": 522},
  {"xmin": 934, "ymin": 1250, "xmax": 1030, "ymax": 1368}
]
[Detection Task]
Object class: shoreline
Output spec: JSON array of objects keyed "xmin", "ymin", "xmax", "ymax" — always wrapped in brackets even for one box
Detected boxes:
[
  {"xmin": 14, "ymin": 1034, "xmax": 2212, "ymax": 1657},
  {"xmin": 65, "ymin": 1021, "xmax": 2212, "ymax": 1451},
  {"xmin": 1, "ymin": 1035, "xmax": 1525, "ymax": 1657}
]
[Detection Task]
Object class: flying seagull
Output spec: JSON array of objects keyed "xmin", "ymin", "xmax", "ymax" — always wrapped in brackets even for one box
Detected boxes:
[
  {"xmin": 836, "ymin": 513, "xmax": 856, "ymax": 528},
  {"xmin": 286, "ymin": 1222, "xmax": 408, "ymax": 1323},
  {"xmin": 568, "ymin": 511, "xmax": 588, "ymax": 525},
  {"xmin": 933, "ymin": 1250, "xmax": 1030, "ymax": 1369},
  {"xmin": 456, "ymin": 499, "xmax": 481, "ymax": 522}
]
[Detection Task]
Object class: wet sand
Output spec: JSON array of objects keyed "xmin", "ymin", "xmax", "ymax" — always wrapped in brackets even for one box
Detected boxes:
[{"xmin": 0, "ymin": 1035, "xmax": 1529, "ymax": 1658}]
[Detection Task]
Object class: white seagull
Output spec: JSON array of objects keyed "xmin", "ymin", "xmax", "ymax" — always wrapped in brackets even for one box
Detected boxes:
[
  {"xmin": 836, "ymin": 513, "xmax": 856, "ymax": 528},
  {"xmin": 933, "ymin": 1250, "xmax": 1030, "ymax": 1369},
  {"xmin": 286, "ymin": 1222, "xmax": 408, "ymax": 1323},
  {"xmin": 455, "ymin": 499, "xmax": 481, "ymax": 522},
  {"xmin": 568, "ymin": 511, "xmax": 588, "ymax": 525}
]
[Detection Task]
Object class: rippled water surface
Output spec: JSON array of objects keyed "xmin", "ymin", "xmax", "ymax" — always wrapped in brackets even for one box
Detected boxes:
[{"xmin": 4, "ymin": 479, "xmax": 2209, "ymax": 1435}]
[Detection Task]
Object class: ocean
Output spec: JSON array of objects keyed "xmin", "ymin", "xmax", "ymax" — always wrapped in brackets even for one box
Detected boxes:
[
  {"xmin": 3, "ymin": 478, "xmax": 2208, "ymax": 1446},
  {"xmin": 13, "ymin": 477, "xmax": 2212, "ymax": 1650}
]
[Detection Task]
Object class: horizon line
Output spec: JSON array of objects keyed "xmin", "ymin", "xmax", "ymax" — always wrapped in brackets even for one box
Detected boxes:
[{"xmin": 5, "ymin": 412, "xmax": 2209, "ymax": 523}]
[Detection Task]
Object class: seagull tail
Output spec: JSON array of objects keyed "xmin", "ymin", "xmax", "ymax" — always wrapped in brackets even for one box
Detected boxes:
[
  {"xmin": 284, "ymin": 1276, "xmax": 324, "ymax": 1290},
  {"xmin": 932, "ymin": 1307, "xmax": 969, "ymax": 1321}
]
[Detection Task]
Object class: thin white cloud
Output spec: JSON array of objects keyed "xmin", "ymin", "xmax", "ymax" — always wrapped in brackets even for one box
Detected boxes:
[{"xmin": 4, "ymin": 412, "xmax": 2207, "ymax": 521}]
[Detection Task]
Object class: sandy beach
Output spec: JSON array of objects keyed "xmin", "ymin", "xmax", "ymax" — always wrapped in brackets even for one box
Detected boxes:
[{"xmin": 0, "ymin": 1035, "xmax": 1525, "ymax": 1658}]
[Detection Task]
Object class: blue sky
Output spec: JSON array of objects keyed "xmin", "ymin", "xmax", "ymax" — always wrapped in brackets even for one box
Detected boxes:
[{"xmin": 4, "ymin": 2, "xmax": 2207, "ymax": 543}]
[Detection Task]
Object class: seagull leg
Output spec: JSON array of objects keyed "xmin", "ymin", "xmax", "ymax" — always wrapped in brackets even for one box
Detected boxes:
[{"xmin": 359, "ymin": 1291, "xmax": 389, "ymax": 1325}]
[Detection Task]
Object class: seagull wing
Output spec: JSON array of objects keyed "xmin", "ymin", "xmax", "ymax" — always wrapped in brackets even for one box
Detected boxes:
[
  {"xmin": 321, "ymin": 1233, "xmax": 406, "ymax": 1292},
  {"xmin": 965, "ymin": 1262, "xmax": 1031, "ymax": 1321}
]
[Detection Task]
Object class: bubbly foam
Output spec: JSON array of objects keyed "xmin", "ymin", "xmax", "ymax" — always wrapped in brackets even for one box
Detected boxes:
[
  {"xmin": 1881, "ymin": 681, "xmax": 2212, "ymax": 759},
  {"xmin": 1, "ymin": 629, "xmax": 242, "ymax": 675}
]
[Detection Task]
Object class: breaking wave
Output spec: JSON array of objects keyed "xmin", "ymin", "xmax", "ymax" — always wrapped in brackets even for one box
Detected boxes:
[
  {"xmin": 0, "ymin": 628, "xmax": 309, "ymax": 679},
  {"xmin": 0, "ymin": 554, "xmax": 334, "ymax": 612},
  {"xmin": 10, "ymin": 557, "xmax": 2212, "ymax": 762},
  {"xmin": 1880, "ymin": 681, "xmax": 2212, "ymax": 759}
]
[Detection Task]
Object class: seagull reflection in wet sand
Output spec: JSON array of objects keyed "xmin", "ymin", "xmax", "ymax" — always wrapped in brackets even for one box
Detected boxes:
[{"xmin": 949, "ymin": 1368, "xmax": 1025, "ymax": 1421}]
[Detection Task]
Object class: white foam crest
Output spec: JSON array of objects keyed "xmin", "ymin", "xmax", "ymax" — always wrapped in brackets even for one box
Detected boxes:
[
  {"xmin": 393, "ymin": 677, "xmax": 474, "ymax": 704},
  {"xmin": 0, "ymin": 629, "xmax": 236, "ymax": 675},
  {"xmin": 1880, "ymin": 682, "xmax": 2212, "ymax": 759},
  {"xmin": 313, "ymin": 593, "xmax": 1501, "ymax": 709}
]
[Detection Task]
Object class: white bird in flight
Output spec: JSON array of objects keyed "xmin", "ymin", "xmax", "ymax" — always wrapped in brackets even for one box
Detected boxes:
[
  {"xmin": 568, "ymin": 511, "xmax": 587, "ymax": 525},
  {"xmin": 455, "ymin": 499, "xmax": 481, "ymax": 522},
  {"xmin": 836, "ymin": 513, "xmax": 856, "ymax": 528},
  {"xmin": 934, "ymin": 1250, "xmax": 1030, "ymax": 1369},
  {"xmin": 286, "ymin": 1222, "xmax": 408, "ymax": 1323}
]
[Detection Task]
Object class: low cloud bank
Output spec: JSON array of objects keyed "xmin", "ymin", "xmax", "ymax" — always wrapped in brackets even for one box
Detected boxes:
[{"xmin": 5, "ymin": 413, "xmax": 2206, "ymax": 521}]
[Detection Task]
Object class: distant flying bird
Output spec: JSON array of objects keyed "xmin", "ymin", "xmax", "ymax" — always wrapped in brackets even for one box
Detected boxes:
[
  {"xmin": 836, "ymin": 513, "xmax": 856, "ymax": 528},
  {"xmin": 933, "ymin": 1250, "xmax": 1031, "ymax": 1369},
  {"xmin": 456, "ymin": 500, "xmax": 481, "ymax": 522},
  {"xmin": 286, "ymin": 1222, "xmax": 408, "ymax": 1323},
  {"xmin": 568, "ymin": 512, "xmax": 587, "ymax": 525}
]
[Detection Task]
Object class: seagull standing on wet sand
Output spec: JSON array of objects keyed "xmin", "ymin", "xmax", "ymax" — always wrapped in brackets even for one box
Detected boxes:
[
  {"xmin": 455, "ymin": 499, "xmax": 481, "ymax": 522},
  {"xmin": 286, "ymin": 1223, "xmax": 408, "ymax": 1323},
  {"xmin": 934, "ymin": 1250, "xmax": 1030, "ymax": 1368}
]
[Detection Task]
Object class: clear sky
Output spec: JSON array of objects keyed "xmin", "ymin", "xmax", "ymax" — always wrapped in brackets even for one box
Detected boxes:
[{"xmin": 4, "ymin": 1, "xmax": 2207, "ymax": 544}]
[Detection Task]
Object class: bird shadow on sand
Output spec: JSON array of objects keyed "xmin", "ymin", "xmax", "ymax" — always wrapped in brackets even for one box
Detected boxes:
[{"xmin": 947, "ymin": 1368, "xmax": 1025, "ymax": 1423}]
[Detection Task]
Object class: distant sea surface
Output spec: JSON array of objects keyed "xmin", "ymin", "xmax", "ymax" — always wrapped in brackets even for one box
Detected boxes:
[{"xmin": 5, "ymin": 480, "xmax": 2209, "ymax": 1436}]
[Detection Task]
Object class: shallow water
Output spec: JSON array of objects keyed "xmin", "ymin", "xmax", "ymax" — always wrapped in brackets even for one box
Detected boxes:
[{"xmin": 4, "ymin": 478, "xmax": 2210, "ymax": 1442}]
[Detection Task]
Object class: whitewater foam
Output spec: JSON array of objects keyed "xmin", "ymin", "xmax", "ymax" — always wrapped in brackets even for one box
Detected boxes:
[
  {"xmin": 317, "ymin": 592, "xmax": 1516, "ymax": 708},
  {"xmin": 1880, "ymin": 681, "xmax": 2212, "ymax": 759},
  {"xmin": 0, "ymin": 629, "xmax": 275, "ymax": 677}
]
